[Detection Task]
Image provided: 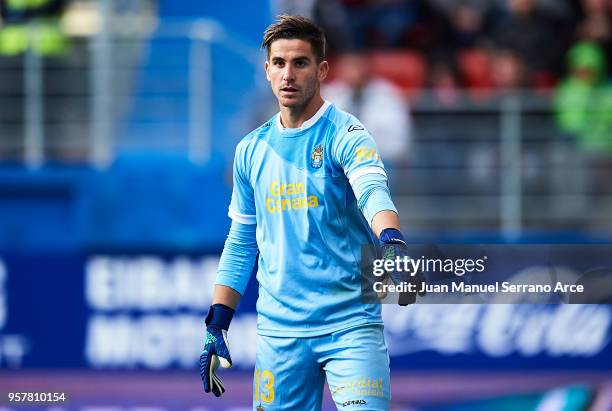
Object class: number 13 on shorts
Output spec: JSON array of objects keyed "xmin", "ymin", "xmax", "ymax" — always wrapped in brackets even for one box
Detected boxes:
[{"xmin": 254, "ymin": 369, "xmax": 275, "ymax": 404}]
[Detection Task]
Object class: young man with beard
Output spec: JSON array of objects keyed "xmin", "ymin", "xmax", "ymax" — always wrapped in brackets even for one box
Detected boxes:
[{"xmin": 200, "ymin": 15, "xmax": 418, "ymax": 411}]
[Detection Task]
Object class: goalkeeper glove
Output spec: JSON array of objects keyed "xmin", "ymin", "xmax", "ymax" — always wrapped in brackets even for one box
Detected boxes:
[
  {"xmin": 379, "ymin": 228, "xmax": 426, "ymax": 305},
  {"xmin": 200, "ymin": 304, "xmax": 234, "ymax": 397}
]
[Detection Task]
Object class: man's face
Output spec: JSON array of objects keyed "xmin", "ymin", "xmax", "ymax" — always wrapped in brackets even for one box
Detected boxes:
[{"xmin": 265, "ymin": 39, "xmax": 328, "ymax": 109}]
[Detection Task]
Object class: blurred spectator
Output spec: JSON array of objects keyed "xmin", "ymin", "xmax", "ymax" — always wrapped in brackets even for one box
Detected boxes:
[
  {"xmin": 554, "ymin": 41, "xmax": 612, "ymax": 194},
  {"xmin": 0, "ymin": 0, "xmax": 68, "ymax": 56},
  {"xmin": 554, "ymin": 41, "xmax": 612, "ymax": 155},
  {"xmin": 323, "ymin": 51, "xmax": 412, "ymax": 165},
  {"xmin": 490, "ymin": 48, "xmax": 528, "ymax": 92},
  {"xmin": 271, "ymin": 0, "xmax": 356, "ymax": 54},
  {"xmin": 339, "ymin": 0, "xmax": 425, "ymax": 49},
  {"xmin": 576, "ymin": 0, "xmax": 612, "ymax": 70},
  {"xmin": 428, "ymin": 0, "xmax": 498, "ymax": 55},
  {"xmin": 493, "ymin": 0, "xmax": 569, "ymax": 87},
  {"xmin": 428, "ymin": 57, "xmax": 462, "ymax": 107},
  {"xmin": 456, "ymin": 48, "xmax": 495, "ymax": 101}
]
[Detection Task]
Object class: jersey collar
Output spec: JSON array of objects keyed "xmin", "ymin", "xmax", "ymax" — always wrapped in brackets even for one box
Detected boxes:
[{"xmin": 276, "ymin": 100, "xmax": 331, "ymax": 133}]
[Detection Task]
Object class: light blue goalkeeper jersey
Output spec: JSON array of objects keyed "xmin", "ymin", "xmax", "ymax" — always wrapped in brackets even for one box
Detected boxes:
[{"xmin": 223, "ymin": 101, "xmax": 390, "ymax": 337}]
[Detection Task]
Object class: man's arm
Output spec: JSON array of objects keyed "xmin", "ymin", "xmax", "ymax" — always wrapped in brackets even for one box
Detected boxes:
[
  {"xmin": 350, "ymin": 172, "xmax": 398, "ymax": 235},
  {"xmin": 351, "ymin": 173, "xmax": 425, "ymax": 304},
  {"xmin": 200, "ymin": 220, "xmax": 257, "ymax": 397},
  {"xmin": 332, "ymin": 124, "xmax": 423, "ymax": 303},
  {"xmin": 371, "ymin": 209, "xmax": 400, "ymax": 238},
  {"xmin": 212, "ymin": 284, "xmax": 241, "ymax": 309},
  {"xmin": 215, "ymin": 220, "xmax": 258, "ymax": 295}
]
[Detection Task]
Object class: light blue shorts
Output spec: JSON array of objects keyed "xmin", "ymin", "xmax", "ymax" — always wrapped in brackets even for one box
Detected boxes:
[{"xmin": 253, "ymin": 324, "xmax": 390, "ymax": 411}]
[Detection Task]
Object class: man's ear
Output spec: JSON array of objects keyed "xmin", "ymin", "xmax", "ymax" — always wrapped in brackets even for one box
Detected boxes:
[
  {"xmin": 319, "ymin": 60, "xmax": 329, "ymax": 82},
  {"xmin": 265, "ymin": 60, "xmax": 271, "ymax": 82}
]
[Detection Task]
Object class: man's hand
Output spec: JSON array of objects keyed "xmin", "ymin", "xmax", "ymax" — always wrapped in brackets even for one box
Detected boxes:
[
  {"xmin": 200, "ymin": 304, "xmax": 234, "ymax": 397},
  {"xmin": 379, "ymin": 228, "xmax": 426, "ymax": 305}
]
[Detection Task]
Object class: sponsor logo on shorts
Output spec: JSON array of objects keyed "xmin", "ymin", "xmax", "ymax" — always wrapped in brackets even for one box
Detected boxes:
[
  {"xmin": 342, "ymin": 399, "xmax": 366, "ymax": 407},
  {"xmin": 332, "ymin": 377, "xmax": 385, "ymax": 398}
]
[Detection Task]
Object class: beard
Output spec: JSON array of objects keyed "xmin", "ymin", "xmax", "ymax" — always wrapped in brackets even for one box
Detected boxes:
[{"xmin": 277, "ymin": 78, "xmax": 318, "ymax": 110}]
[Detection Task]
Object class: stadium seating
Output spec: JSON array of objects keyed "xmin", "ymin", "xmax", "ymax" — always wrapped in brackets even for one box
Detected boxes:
[{"xmin": 370, "ymin": 50, "xmax": 426, "ymax": 102}]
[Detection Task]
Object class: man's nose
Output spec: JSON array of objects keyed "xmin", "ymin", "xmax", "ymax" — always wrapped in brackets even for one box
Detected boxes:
[{"xmin": 282, "ymin": 65, "xmax": 295, "ymax": 82}]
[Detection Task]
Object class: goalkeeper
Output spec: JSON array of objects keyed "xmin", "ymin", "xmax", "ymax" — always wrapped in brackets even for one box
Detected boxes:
[{"xmin": 200, "ymin": 15, "xmax": 422, "ymax": 411}]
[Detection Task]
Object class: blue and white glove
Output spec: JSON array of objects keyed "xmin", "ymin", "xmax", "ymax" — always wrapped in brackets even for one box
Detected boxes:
[
  {"xmin": 379, "ymin": 228, "xmax": 426, "ymax": 305},
  {"xmin": 200, "ymin": 304, "xmax": 234, "ymax": 397}
]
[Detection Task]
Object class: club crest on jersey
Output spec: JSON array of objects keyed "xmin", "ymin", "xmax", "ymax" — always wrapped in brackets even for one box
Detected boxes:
[{"xmin": 311, "ymin": 144, "xmax": 323, "ymax": 169}]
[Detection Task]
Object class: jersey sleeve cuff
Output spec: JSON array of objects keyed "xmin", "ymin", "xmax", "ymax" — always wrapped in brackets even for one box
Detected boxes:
[
  {"xmin": 348, "ymin": 166, "xmax": 387, "ymax": 186},
  {"xmin": 228, "ymin": 206, "xmax": 256, "ymax": 225}
]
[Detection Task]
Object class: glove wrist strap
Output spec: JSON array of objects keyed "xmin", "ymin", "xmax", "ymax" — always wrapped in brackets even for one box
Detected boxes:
[
  {"xmin": 205, "ymin": 304, "xmax": 235, "ymax": 330},
  {"xmin": 379, "ymin": 228, "xmax": 406, "ymax": 245}
]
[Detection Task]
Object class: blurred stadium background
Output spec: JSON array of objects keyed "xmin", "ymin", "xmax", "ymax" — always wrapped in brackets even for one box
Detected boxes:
[{"xmin": 0, "ymin": 0, "xmax": 611, "ymax": 410}]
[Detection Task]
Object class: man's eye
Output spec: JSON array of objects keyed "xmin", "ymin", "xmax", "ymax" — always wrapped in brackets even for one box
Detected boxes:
[{"xmin": 295, "ymin": 61, "xmax": 306, "ymax": 67}]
